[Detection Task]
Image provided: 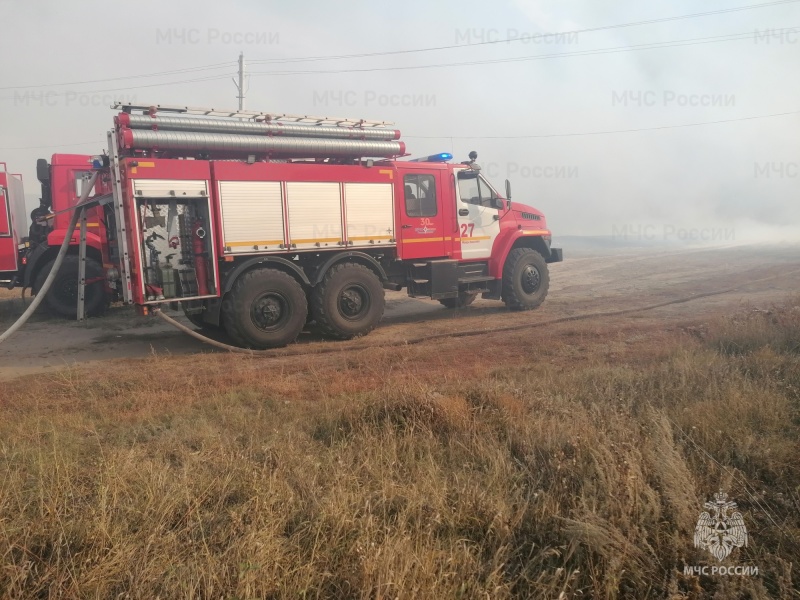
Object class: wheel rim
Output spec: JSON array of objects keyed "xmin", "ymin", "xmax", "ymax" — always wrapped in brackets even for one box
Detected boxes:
[
  {"xmin": 250, "ymin": 292, "xmax": 291, "ymax": 331},
  {"xmin": 521, "ymin": 264, "xmax": 541, "ymax": 294},
  {"xmin": 338, "ymin": 284, "xmax": 370, "ymax": 321}
]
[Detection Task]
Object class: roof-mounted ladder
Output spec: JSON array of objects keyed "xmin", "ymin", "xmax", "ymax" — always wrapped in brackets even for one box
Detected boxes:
[{"xmin": 111, "ymin": 102, "xmax": 394, "ymax": 128}]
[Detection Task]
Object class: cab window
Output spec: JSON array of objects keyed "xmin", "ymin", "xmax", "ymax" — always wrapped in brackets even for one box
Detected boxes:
[
  {"xmin": 0, "ymin": 190, "xmax": 10, "ymax": 236},
  {"xmin": 479, "ymin": 177, "xmax": 498, "ymax": 204},
  {"xmin": 458, "ymin": 172, "xmax": 498, "ymax": 207},
  {"xmin": 404, "ymin": 174, "xmax": 437, "ymax": 217},
  {"xmin": 74, "ymin": 171, "xmax": 94, "ymax": 199}
]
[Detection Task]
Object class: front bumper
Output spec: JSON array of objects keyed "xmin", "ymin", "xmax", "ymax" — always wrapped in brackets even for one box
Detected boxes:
[{"xmin": 547, "ymin": 247, "xmax": 563, "ymax": 263}]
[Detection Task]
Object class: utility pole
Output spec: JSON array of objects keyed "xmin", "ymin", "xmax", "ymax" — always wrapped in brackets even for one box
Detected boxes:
[{"xmin": 233, "ymin": 52, "xmax": 246, "ymax": 110}]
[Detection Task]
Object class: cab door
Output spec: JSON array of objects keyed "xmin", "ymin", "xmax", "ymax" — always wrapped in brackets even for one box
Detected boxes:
[
  {"xmin": 397, "ymin": 171, "xmax": 447, "ymax": 259},
  {"xmin": 455, "ymin": 169, "xmax": 501, "ymax": 260},
  {"xmin": 0, "ymin": 187, "xmax": 17, "ymax": 273}
]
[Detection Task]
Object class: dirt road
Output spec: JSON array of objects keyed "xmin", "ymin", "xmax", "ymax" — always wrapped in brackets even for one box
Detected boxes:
[{"xmin": 1, "ymin": 242, "xmax": 798, "ymax": 380}]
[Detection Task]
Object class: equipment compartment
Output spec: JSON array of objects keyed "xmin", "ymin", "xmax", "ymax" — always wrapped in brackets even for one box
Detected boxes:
[{"xmin": 132, "ymin": 195, "xmax": 218, "ymax": 304}]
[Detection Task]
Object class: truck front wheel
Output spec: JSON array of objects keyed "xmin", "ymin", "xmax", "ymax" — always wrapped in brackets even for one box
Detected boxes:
[
  {"xmin": 311, "ymin": 263, "xmax": 385, "ymax": 339},
  {"xmin": 34, "ymin": 255, "xmax": 107, "ymax": 318},
  {"xmin": 222, "ymin": 268, "xmax": 307, "ymax": 349},
  {"xmin": 502, "ymin": 248, "xmax": 549, "ymax": 311}
]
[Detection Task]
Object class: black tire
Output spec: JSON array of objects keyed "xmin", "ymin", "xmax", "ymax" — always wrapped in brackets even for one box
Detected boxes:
[
  {"xmin": 439, "ymin": 292, "xmax": 478, "ymax": 309},
  {"xmin": 221, "ymin": 268, "xmax": 307, "ymax": 349},
  {"xmin": 311, "ymin": 263, "xmax": 385, "ymax": 340},
  {"xmin": 34, "ymin": 255, "xmax": 107, "ymax": 318},
  {"xmin": 502, "ymin": 248, "xmax": 549, "ymax": 311}
]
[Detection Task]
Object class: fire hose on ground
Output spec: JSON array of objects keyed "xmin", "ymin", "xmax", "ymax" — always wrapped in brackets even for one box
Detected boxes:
[
  {"xmin": 0, "ymin": 173, "xmax": 98, "ymax": 346},
  {"xmin": 153, "ymin": 309, "xmax": 270, "ymax": 354}
]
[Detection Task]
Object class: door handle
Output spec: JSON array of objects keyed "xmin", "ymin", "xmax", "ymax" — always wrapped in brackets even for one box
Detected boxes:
[
  {"xmin": 458, "ymin": 208, "xmax": 469, "ymax": 216},
  {"xmin": 402, "ymin": 224, "xmax": 412, "ymax": 229}
]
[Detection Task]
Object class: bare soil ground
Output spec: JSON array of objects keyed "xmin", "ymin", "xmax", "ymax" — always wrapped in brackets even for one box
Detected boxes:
[{"xmin": 1, "ymin": 243, "xmax": 798, "ymax": 380}]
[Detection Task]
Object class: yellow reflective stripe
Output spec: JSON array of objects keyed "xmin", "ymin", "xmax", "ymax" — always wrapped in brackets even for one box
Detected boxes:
[
  {"xmin": 348, "ymin": 235, "xmax": 393, "ymax": 241},
  {"xmin": 291, "ymin": 237, "xmax": 341, "ymax": 244},
  {"xmin": 402, "ymin": 237, "xmax": 444, "ymax": 243},
  {"xmin": 225, "ymin": 240, "xmax": 284, "ymax": 247}
]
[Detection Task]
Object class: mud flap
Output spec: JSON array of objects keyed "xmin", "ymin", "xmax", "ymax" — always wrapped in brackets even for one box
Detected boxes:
[{"xmin": 430, "ymin": 260, "xmax": 459, "ymax": 300}]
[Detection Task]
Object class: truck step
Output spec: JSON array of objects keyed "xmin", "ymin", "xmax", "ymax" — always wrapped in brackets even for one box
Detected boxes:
[
  {"xmin": 458, "ymin": 275, "xmax": 496, "ymax": 284},
  {"xmin": 412, "ymin": 278, "xmax": 430, "ymax": 284}
]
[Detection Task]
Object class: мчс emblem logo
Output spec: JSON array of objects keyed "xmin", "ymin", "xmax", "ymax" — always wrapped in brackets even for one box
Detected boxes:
[
  {"xmin": 693, "ymin": 491, "xmax": 748, "ymax": 561},
  {"xmin": 415, "ymin": 217, "xmax": 437, "ymax": 235}
]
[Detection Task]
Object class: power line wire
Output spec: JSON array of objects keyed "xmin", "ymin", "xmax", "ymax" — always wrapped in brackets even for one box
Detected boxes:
[
  {"xmin": 248, "ymin": 0, "xmax": 800, "ymax": 64},
  {"xmin": 404, "ymin": 110, "xmax": 800, "ymax": 140},
  {"xmin": 0, "ymin": 73, "xmax": 236, "ymax": 102},
  {"xmin": 1, "ymin": 1, "xmax": 794, "ymax": 91},
  {"xmin": 5, "ymin": 26, "xmax": 775, "ymax": 102},
  {"xmin": 247, "ymin": 27, "xmax": 797, "ymax": 76},
  {"xmin": 0, "ymin": 140, "xmax": 105, "ymax": 151},
  {"xmin": 0, "ymin": 62, "xmax": 237, "ymax": 91}
]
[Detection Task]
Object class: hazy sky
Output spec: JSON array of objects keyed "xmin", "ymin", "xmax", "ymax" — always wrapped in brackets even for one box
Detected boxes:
[{"xmin": 1, "ymin": 0, "xmax": 798, "ymax": 243}]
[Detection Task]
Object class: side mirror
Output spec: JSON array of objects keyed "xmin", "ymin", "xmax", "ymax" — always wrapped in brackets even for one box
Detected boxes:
[
  {"xmin": 505, "ymin": 179, "xmax": 511, "ymax": 200},
  {"xmin": 36, "ymin": 159, "xmax": 50, "ymax": 183},
  {"xmin": 494, "ymin": 197, "xmax": 504, "ymax": 210}
]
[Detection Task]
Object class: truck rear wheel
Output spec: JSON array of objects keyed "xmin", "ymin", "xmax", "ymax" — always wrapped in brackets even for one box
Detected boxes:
[
  {"xmin": 221, "ymin": 268, "xmax": 307, "ymax": 349},
  {"xmin": 34, "ymin": 255, "xmax": 107, "ymax": 318},
  {"xmin": 311, "ymin": 263, "xmax": 385, "ymax": 340},
  {"xmin": 502, "ymin": 248, "xmax": 549, "ymax": 311},
  {"xmin": 439, "ymin": 292, "xmax": 478, "ymax": 309}
]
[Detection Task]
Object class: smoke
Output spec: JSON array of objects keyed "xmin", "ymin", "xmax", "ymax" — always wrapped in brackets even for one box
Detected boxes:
[{"xmin": 0, "ymin": 0, "xmax": 797, "ymax": 245}]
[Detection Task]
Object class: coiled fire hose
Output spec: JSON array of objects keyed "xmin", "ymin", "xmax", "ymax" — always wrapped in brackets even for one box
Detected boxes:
[{"xmin": 0, "ymin": 173, "xmax": 98, "ymax": 345}]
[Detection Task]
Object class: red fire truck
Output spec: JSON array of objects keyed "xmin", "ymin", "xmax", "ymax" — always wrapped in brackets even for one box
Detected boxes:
[
  {"xmin": 84, "ymin": 102, "xmax": 561, "ymax": 349},
  {"xmin": 0, "ymin": 156, "xmax": 114, "ymax": 317}
]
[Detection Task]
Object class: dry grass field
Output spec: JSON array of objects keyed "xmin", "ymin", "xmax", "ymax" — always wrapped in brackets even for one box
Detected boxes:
[{"xmin": 1, "ymin": 283, "xmax": 799, "ymax": 597}]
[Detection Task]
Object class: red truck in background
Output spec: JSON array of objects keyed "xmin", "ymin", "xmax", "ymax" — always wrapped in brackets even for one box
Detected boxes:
[
  {"xmin": 0, "ymin": 155, "xmax": 116, "ymax": 318},
  {"xmin": 0, "ymin": 164, "xmax": 26, "ymax": 285}
]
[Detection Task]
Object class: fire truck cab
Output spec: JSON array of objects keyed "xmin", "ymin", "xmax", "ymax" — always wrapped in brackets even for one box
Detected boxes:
[
  {"xmin": 390, "ymin": 155, "xmax": 560, "ymax": 299},
  {"xmin": 0, "ymin": 164, "xmax": 26, "ymax": 287},
  {"xmin": 101, "ymin": 103, "xmax": 562, "ymax": 349},
  {"xmin": 16, "ymin": 155, "xmax": 115, "ymax": 317}
]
